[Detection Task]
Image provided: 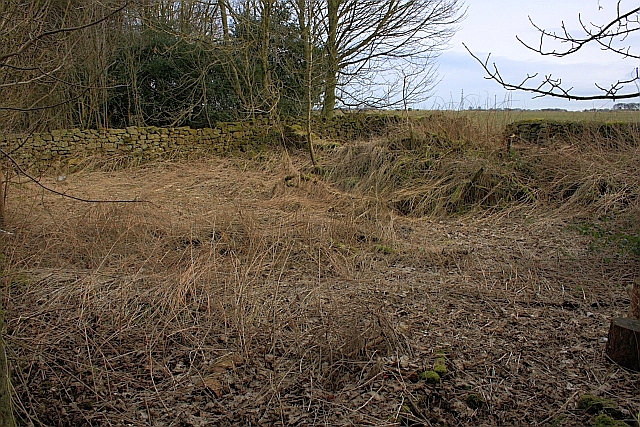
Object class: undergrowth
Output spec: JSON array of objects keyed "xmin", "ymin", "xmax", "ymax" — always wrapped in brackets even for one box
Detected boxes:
[{"xmin": 1, "ymin": 112, "xmax": 639, "ymax": 426}]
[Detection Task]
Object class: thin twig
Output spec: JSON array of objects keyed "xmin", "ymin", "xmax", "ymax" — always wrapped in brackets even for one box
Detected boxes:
[{"xmin": 0, "ymin": 147, "xmax": 152, "ymax": 205}]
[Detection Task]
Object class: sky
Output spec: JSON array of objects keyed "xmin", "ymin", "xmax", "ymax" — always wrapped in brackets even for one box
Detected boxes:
[{"xmin": 426, "ymin": 0, "xmax": 640, "ymax": 110}]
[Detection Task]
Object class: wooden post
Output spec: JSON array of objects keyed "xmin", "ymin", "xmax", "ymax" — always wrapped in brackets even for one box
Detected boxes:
[
  {"xmin": 0, "ymin": 307, "xmax": 16, "ymax": 427},
  {"xmin": 606, "ymin": 317, "xmax": 640, "ymax": 372}
]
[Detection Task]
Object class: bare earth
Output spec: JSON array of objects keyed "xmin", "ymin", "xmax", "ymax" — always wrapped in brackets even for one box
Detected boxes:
[{"xmin": 2, "ymin": 154, "xmax": 639, "ymax": 426}]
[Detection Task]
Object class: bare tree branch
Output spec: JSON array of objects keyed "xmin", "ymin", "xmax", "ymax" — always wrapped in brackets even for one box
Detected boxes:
[
  {"xmin": 0, "ymin": 86, "xmax": 93, "ymax": 111},
  {"xmin": 464, "ymin": 3, "xmax": 640, "ymax": 102},
  {"xmin": 0, "ymin": 2, "xmax": 129, "ymax": 65},
  {"xmin": 0, "ymin": 147, "xmax": 151, "ymax": 205},
  {"xmin": 516, "ymin": 4, "xmax": 640, "ymax": 59},
  {"xmin": 464, "ymin": 42, "xmax": 640, "ymax": 101}
]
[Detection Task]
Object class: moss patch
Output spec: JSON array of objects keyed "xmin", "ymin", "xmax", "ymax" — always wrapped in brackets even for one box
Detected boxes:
[
  {"xmin": 433, "ymin": 357, "xmax": 447, "ymax": 375},
  {"xmin": 419, "ymin": 370, "xmax": 440, "ymax": 384},
  {"xmin": 578, "ymin": 394, "xmax": 618, "ymax": 414},
  {"xmin": 465, "ymin": 393, "xmax": 484, "ymax": 410},
  {"xmin": 592, "ymin": 414, "xmax": 630, "ymax": 427}
]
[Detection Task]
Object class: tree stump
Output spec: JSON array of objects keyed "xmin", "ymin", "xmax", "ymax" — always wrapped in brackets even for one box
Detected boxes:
[{"xmin": 606, "ymin": 317, "xmax": 640, "ymax": 372}]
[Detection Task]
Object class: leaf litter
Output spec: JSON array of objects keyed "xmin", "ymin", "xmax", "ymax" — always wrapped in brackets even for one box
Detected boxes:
[{"xmin": 1, "ymin": 152, "xmax": 639, "ymax": 427}]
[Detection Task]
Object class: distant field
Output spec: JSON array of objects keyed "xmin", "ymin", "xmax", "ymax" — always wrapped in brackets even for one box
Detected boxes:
[
  {"xmin": 368, "ymin": 108, "xmax": 640, "ymax": 138},
  {"xmin": 372, "ymin": 109, "xmax": 640, "ymax": 135},
  {"xmin": 393, "ymin": 109, "xmax": 640, "ymax": 124},
  {"xmin": 461, "ymin": 109, "xmax": 640, "ymax": 123}
]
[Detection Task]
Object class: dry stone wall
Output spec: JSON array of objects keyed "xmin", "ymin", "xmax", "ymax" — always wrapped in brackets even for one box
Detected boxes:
[
  {"xmin": 0, "ymin": 114, "xmax": 403, "ymax": 168},
  {"xmin": 5, "ymin": 116, "xmax": 638, "ymax": 169},
  {"xmin": 0, "ymin": 122, "xmax": 266, "ymax": 167},
  {"xmin": 506, "ymin": 119, "xmax": 639, "ymax": 145}
]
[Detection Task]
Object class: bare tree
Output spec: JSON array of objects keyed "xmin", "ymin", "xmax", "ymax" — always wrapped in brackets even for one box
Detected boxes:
[
  {"xmin": 288, "ymin": 0, "xmax": 326, "ymax": 165},
  {"xmin": 321, "ymin": 0, "xmax": 465, "ymax": 118},
  {"xmin": 0, "ymin": 1, "xmax": 129, "ymax": 231},
  {"xmin": 465, "ymin": 3, "xmax": 640, "ymax": 101},
  {"xmin": 0, "ymin": 1, "xmax": 128, "ymax": 131}
]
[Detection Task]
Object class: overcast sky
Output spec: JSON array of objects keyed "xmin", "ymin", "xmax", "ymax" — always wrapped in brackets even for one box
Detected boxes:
[{"xmin": 427, "ymin": 0, "xmax": 640, "ymax": 110}]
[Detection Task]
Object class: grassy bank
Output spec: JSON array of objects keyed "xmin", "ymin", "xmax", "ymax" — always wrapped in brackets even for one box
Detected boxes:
[{"xmin": 320, "ymin": 112, "xmax": 639, "ymax": 219}]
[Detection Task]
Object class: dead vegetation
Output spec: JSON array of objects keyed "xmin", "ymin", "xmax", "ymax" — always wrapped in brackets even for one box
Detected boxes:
[
  {"xmin": 1, "ymin": 114, "xmax": 639, "ymax": 426},
  {"xmin": 324, "ymin": 113, "xmax": 640, "ymax": 219}
]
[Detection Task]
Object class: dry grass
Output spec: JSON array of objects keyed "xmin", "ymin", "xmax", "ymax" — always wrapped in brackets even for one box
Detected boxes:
[
  {"xmin": 1, "ymin": 116, "xmax": 639, "ymax": 426},
  {"xmin": 324, "ymin": 112, "xmax": 640, "ymax": 220}
]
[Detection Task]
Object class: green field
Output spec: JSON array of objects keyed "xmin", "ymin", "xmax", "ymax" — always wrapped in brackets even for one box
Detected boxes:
[
  {"xmin": 373, "ymin": 108, "xmax": 640, "ymax": 135},
  {"xmin": 459, "ymin": 109, "xmax": 640, "ymax": 123},
  {"xmin": 395, "ymin": 108, "xmax": 640, "ymax": 123}
]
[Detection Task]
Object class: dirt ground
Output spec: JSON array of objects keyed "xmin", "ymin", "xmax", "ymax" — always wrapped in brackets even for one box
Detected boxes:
[{"xmin": 2, "ymin": 153, "xmax": 639, "ymax": 426}]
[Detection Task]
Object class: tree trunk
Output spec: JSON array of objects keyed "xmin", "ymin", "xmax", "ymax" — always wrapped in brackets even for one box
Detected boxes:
[
  {"xmin": 260, "ymin": 0, "xmax": 277, "ymax": 117},
  {"xmin": 297, "ymin": 0, "xmax": 317, "ymax": 166},
  {"xmin": 606, "ymin": 317, "xmax": 640, "ymax": 372},
  {"xmin": 630, "ymin": 283, "xmax": 640, "ymax": 320},
  {"xmin": 219, "ymin": 0, "xmax": 230, "ymax": 43},
  {"xmin": 322, "ymin": 62, "xmax": 338, "ymax": 119},
  {"xmin": 603, "ymin": 276, "xmax": 639, "ymax": 372},
  {"xmin": 322, "ymin": 0, "xmax": 339, "ymax": 119},
  {"xmin": 0, "ymin": 307, "xmax": 16, "ymax": 427}
]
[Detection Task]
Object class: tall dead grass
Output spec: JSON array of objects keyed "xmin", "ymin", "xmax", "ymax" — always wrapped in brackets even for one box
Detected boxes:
[
  {"xmin": 1, "ymin": 177, "xmax": 410, "ymax": 424},
  {"xmin": 1, "ymin": 112, "xmax": 639, "ymax": 425},
  {"xmin": 323, "ymin": 112, "xmax": 640, "ymax": 220}
]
